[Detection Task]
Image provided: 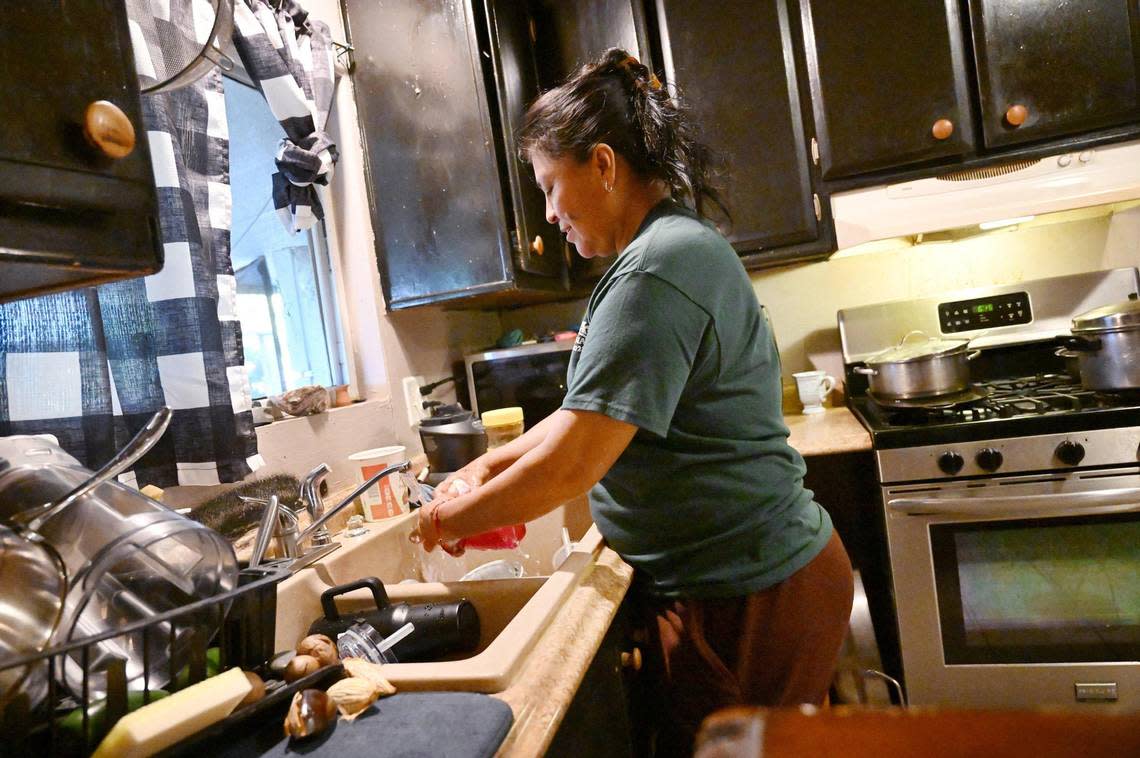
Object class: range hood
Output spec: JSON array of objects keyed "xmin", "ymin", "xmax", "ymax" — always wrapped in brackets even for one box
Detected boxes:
[{"xmin": 830, "ymin": 139, "xmax": 1140, "ymax": 249}]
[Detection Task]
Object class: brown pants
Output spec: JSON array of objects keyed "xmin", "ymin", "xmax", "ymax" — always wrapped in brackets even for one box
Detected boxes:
[{"xmin": 631, "ymin": 531, "xmax": 854, "ymax": 757}]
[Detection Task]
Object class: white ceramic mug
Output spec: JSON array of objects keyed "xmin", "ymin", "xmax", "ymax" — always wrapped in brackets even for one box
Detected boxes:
[
  {"xmin": 348, "ymin": 444, "xmax": 407, "ymax": 521},
  {"xmin": 792, "ymin": 370, "xmax": 836, "ymax": 414}
]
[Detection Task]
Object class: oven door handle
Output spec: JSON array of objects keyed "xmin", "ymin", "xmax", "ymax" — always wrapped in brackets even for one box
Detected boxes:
[{"xmin": 887, "ymin": 487, "xmax": 1140, "ymax": 518}]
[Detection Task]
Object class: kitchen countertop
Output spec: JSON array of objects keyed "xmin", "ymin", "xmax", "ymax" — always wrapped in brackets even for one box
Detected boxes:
[
  {"xmin": 784, "ymin": 405, "xmax": 872, "ymax": 457},
  {"xmin": 490, "ymin": 543, "xmax": 634, "ymax": 756}
]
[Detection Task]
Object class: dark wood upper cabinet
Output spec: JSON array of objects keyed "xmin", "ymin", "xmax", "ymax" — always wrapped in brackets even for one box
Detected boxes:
[
  {"xmin": 0, "ymin": 0, "xmax": 160, "ymax": 303},
  {"xmin": 655, "ymin": 0, "xmax": 828, "ymax": 260},
  {"xmin": 347, "ymin": 0, "xmax": 569, "ymax": 310},
  {"xmin": 347, "ymin": 0, "xmax": 655, "ymax": 309},
  {"xmin": 528, "ymin": 0, "xmax": 651, "ymax": 284},
  {"xmin": 801, "ymin": 0, "xmax": 975, "ymax": 180},
  {"xmin": 969, "ymin": 0, "xmax": 1140, "ymax": 149}
]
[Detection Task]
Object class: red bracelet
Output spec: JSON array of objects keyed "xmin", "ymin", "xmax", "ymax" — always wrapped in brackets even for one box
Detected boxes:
[{"xmin": 431, "ymin": 502, "xmax": 444, "ymax": 539}]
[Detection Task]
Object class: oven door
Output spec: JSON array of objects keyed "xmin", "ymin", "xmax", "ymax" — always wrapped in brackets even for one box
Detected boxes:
[{"xmin": 884, "ymin": 468, "xmax": 1140, "ymax": 710}]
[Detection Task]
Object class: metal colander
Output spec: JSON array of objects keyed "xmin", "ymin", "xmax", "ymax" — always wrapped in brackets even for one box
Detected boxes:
[{"xmin": 125, "ymin": 0, "xmax": 235, "ymax": 94}]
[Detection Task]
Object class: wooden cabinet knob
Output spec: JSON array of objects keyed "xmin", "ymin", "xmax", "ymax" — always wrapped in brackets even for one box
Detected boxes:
[
  {"xmin": 530, "ymin": 235, "xmax": 544, "ymax": 256},
  {"xmin": 931, "ymin": 119, "xmax": 954, "ymax": 140},
  {"xmin": 1004, "ymin": 104, "xmax": 1029, "ymax": 127},
  {"xmin": 621, "ymin": 647, "xmax": 642, "ymax": 671},
  {"xmin": 84, "ymin": 100, "xmax": 136, "ymax": 159}
]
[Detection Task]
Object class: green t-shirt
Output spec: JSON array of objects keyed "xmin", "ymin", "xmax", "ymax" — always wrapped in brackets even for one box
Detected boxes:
[{"xmin": 562, "ymin": 200, "xmax": 832, "ymax": 599}]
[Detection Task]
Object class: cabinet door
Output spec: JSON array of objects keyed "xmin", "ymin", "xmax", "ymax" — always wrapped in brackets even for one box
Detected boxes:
[
  {"xmin": 657, "ymin": 0, "xmax": 819, "ymax": 252},
  {"xmin": 484, "ymin": 0, "xmax": 564, "ymax": 280},
  {"xmin": 347, "ymin": 0, "xmax": 516, "ymax": 309},
  {"xmin": 801, "ymin": 0, "xmax": 974, "ymax": 179},
  {"xmin": 969, "ymin": 0, "xmax": 1140, "ymax": 148},
  {"xmin": 0, "ymin": 0, "xmax": 160, "ymax": 301},
  {"xmin": 529, "ymin": 0, "xmax": 651, "ymax": 284}
]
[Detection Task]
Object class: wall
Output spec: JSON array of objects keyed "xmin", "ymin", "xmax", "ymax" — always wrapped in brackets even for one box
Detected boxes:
[{"xmin": 504, "ymin": 207, "xmax": 1140, "ymax": 387}]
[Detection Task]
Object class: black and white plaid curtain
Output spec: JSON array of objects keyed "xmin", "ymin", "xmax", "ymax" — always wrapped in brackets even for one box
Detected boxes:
[
  {"xmin": 0, "ymin": 4, "xmax": 262, "ymax": 488},
  {"xmin": 232, "ymin": 0, "xmax": 338, "ymax": 233}
]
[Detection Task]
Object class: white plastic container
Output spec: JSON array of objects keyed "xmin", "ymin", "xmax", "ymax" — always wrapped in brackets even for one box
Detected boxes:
[{"xmin": 348, "ymin": 445, "xmax": 407, "ymax": 521}]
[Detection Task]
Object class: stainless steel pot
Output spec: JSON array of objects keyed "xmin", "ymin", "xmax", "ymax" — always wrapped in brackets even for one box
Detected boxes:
[
  {"xmin": 1058, "ymin": 298, "xmax": 1140, "ymax": 390},
  {"xmin": 855, "ymin": 332, "xmax": 981, "ymax": 400},
  {"xmin": 0, "ymin": 521, "xmax": 65, "ymax": 711}
]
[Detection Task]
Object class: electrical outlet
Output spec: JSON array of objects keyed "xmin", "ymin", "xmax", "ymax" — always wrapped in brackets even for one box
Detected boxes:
[{"xmin": 402, "ymin": 375, "xmax": 426, "ymax": 428}]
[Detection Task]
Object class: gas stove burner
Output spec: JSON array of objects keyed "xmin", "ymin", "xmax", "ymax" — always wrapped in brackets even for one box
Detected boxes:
[{"xmin": 867, "ymin": 385, "xmax": 990, "ymax": 410}]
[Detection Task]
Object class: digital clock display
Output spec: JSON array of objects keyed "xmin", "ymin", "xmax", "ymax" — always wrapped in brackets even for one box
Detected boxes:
[{"xmin": 972, "ymin": 303, "xmax": 995, "ymax": 314}]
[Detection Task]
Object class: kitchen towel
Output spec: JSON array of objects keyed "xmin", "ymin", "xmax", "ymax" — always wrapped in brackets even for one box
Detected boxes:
[{"xmin": 231, "ymin": 0, "xmax": 339, "ymax": 234}]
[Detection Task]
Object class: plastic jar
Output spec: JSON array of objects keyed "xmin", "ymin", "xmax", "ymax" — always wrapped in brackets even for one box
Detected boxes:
[{"xmin": 481, "ymin": 406, "xmax": 524, "ymax": 449}]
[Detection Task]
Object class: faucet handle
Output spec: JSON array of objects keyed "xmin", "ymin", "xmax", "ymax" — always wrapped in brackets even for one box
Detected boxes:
[{"xmin": 301, "ymin": 463, "xmax": 332, "ymax": 516}]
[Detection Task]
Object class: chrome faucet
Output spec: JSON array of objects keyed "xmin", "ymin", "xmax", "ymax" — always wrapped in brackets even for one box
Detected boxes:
[
  {"xmin": 294, "ymin": 460, "xmax": 411, "ymax": 547},
  {"xmin": 247, "ymin": 460, "xmax": 412, "ymax": 568},
  {"xmin": 300, "ymin": 463, "xmax": 333, "ymax": 546}
]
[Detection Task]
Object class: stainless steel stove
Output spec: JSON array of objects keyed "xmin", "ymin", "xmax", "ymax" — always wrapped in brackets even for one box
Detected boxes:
[{"xmin": 839, "ymin": 268, "xmax": 1140, "ymax": 711}]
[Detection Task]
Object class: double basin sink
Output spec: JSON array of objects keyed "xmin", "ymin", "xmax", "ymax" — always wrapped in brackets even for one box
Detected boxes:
[{"xmin": 273, "ymin": 503, "xmax": 602, "ymax": 692}]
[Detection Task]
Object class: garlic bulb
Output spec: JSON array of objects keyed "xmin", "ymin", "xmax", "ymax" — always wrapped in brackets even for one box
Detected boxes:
[
  {"xmin": 341, "ymin": 657, "xmax": 397, "ymax": 696},
  {"xmin": 326, "ymin": 677, "xmax": 382, "ymax": 720}
]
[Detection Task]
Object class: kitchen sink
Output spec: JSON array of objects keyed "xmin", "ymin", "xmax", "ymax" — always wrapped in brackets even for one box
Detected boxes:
[{"xmin": 273, "ymin": 498, "xmax": 602, "ymax": 692}]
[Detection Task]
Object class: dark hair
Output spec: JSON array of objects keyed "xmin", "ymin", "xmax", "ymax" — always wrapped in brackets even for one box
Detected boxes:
[{"xmin": 518, "ymin": 48, "xmax": 728, "ymax": 222}]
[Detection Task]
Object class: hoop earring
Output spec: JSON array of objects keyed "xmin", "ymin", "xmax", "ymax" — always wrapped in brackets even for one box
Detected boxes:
[{"xmin": 603, "ymin": 181, "xmax": 613, "ymax": 193}]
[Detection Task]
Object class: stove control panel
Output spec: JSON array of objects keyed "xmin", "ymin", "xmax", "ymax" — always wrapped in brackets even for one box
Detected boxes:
[
  {"xmin": 879, "ymin": 428, "xmax": 1140, "ymax": 484},
  {"xmin": 939, "ymin": 291, "xmax": 1031, "ymax": 333}
]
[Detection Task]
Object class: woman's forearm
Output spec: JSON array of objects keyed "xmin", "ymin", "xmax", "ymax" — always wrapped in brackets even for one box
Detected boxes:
[
  {"xmin": 434, "ymin": 409, "xmax": 636, "ymax": 540},
  {"xmin": 473, "ymin": 410, "xmax": 562, "ymax": 477}
]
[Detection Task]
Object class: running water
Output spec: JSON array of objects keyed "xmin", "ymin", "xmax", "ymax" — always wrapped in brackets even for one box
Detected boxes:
[{"xmin": 400, "ymin": 471, "xmax": 430, "ymax": 509}]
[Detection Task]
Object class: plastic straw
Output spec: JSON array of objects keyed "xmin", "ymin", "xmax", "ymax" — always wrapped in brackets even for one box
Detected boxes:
[{"xmin": 376, "ymin": 622, "xmax": 414, "ymax": 654}]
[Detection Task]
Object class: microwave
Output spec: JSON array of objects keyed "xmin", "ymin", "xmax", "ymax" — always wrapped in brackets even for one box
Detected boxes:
[{"xmin": 464, "ymin": 341, "xmax": 574, "ymax": 429}]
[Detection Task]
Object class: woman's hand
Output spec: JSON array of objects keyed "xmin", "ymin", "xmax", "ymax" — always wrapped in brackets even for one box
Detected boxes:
[
  {"xmin": 432, "ymin": 459, "xmax": 492, "ymax": 504},
  {"xmin": 415, "ymin": 500, "xmax": 466, "ymax": 556}
]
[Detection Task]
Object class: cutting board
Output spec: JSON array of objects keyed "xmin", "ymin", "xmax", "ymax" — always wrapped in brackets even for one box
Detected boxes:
[{"xmin": 186, "ymin": 692, "xmax": 513, "ymax": 758}]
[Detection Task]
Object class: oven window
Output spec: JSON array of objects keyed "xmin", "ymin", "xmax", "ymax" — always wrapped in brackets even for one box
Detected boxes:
[{"xmin": 930, "ymin": 513, "xmax": 1140, "ymax": 665}]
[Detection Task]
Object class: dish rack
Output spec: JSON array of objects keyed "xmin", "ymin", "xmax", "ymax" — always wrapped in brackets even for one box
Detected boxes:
[{"xmin": 0, "ymin": 564, "xmax": 291, "ymax": 756}]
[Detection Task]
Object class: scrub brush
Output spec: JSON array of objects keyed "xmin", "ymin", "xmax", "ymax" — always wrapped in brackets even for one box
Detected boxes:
[{"xmin": 186, "ymin": 474, "xmax": 303, "ymax": 540}]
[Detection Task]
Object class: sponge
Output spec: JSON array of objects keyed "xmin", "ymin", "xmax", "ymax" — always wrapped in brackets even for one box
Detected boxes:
[{"xmin": 91, "ymin": 667, "xmax": 251, "ymax": 758}]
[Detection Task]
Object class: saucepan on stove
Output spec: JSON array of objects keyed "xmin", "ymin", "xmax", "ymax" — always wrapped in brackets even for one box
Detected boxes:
[
  {"xmin": 854, "ymin": 331, "xmax": 981, "ymax": 400},
  {"xmin": 1056, "ymin": 298, "xmax": 1140, "ymax": 390}
]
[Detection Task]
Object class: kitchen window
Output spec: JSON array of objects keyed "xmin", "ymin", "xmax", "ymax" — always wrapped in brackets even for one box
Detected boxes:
[{"xmin": 225, "ymin": 77, "xmax": 347, "ymax": 398}]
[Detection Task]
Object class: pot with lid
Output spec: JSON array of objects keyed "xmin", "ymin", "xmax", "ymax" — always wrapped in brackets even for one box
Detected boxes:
[
  {"xmin": 855, "ymin": 331, "xmax": 981, "ymax": 400},
  {"xmin": 1057, "ymin": 297, "xmax": 1140, "ymax": 390}
]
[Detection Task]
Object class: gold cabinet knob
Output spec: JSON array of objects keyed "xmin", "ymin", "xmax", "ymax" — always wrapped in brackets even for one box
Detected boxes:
[
  {"xmin": 931, "ymin": 118, "xmax": 954, "ymax": 140},
  {"xmin": 621, "ymin": 647, "xmax": 642, "ymax": 671},
  {"xmin": 530, "ymin": 235, "xmax": 544, "ymax": 256},
  {"xmin": 83, "ymin": 100, "xmax": 136, "ymax": 159},
  {"xmin": 1005, "ymin": 104, "xmax": 1029, "ymax": 127}
]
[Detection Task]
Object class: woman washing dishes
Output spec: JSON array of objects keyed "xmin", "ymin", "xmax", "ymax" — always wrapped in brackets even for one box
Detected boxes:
[{"xmin": 418, "ymin": 48, "xmax": 853, "ymax": 755}]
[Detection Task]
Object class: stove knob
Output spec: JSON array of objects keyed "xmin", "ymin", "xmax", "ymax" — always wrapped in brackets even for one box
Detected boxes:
[
  {"xmin": 937, "ymin": 451, "xmax": 965, "ymax": 475},
  {"xmin": 1055, "ymin": 441, "xmax": 1086, "ymax": 466},
  {"xmin": 976, "ymin": 448, "xmax": 1004, "ymax": 472}
]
